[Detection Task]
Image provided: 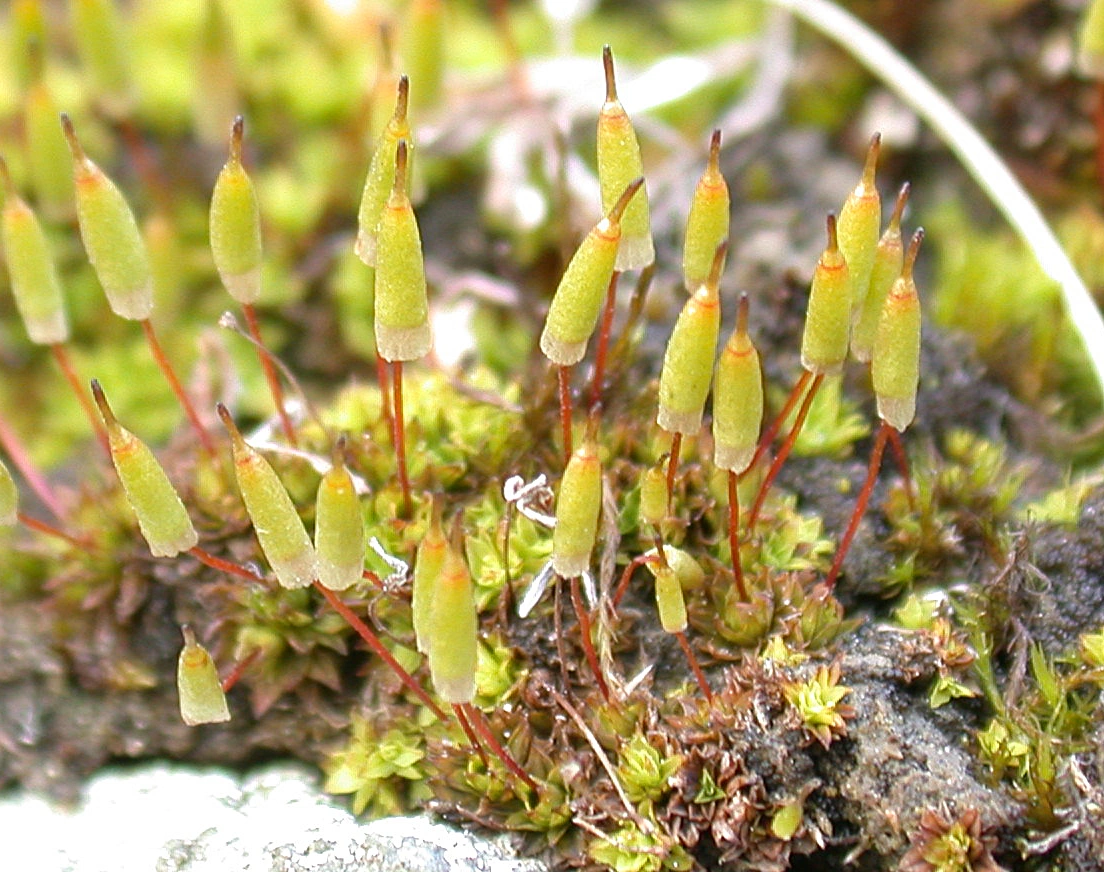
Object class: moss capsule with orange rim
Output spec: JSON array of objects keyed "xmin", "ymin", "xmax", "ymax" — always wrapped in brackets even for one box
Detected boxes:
[
  {"xmin": 355, "ymin": 76, "xmax": 412, "ymax": 267},
  {"xmin": 91, "ymin": 380, "xmax": 199, "ymax": 558},
  {"xmin": 61, "ymin": 114, "xmax": 153, "ymax": 321},
  {"xmin": 0, "ymin": 458, "xmax": 18, "ymax": 527},
  {"xmin": 210, "ymin": 116, "xmax": 263, "ymax": 305},
  {"xmin": 425, "ymin": 532, "xmax": 478, "ymax": 704},
  {"xmin": 836, "ymin": 133, "xmax": 881, "ymax": 319},
  {"xmin": 872, "ymin": 229, "xmax": 924, "ymax": 432},
  {"xmin": 374, "ymin": 139, "xmax": 432, "ymax": 362},
  {"xmin": 657, "ymin": 242, "xmax": 725, "ymax": 436},
  {"xmin": 539, "ymin": 177, "xmax": 643, "ymax": 366},
  {"xmin": 597, "ymin": 45, "xmax": 653, "ymax": 272},
  {"xmin": 0, "ymin": 157, "xmax": 68, "ymax": 345},
  {"xmin": 800, "ymin": 214, "xmax": 851, "ymax": 377},
  {"xmin": 177, "ymin": 625, "xmax": 231, "ymax": 726},
  {"xmin": 551, "ymin": 435, "xmax": 602, "ymax": 578},
  {"xmin": 852, "ymin": 183, "xmax": 909, "ymax": 363},
  {"xmin": 412, "ymin": 498, "xmax": 447, "ymax": 653},
  {"xmin": 682, "ymin": 129, "xmax": 729, "ymax": 292},
  {"xmin": 713, "ymin": 294, "xmax": 763, "ymax": 475},
  {"xmin": 217, "ymin": 403, "xmax": 318, "ymax": 589},
  {"xmin": 314, "ymin": 438, "xmax": 366, "ymax": 592}
]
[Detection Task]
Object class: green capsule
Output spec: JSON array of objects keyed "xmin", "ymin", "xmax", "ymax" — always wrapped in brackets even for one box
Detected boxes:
[
  {"xmin": 836, "ymin": 133, "xmax": 881, "ymax": 319},
  {"xmin": 639, "ymin": 461, "xmax": 668, "ymax": 529},
  {"xmin": 552, "ymin": 436, "xmax": 602, "ymax": 578},
  {"xmin": 177, "ymin": 626, "xmax": 231, "ymax": 726},
  {"xmin": 23, "ymin": 47, "xmax": 76, "ymax": 222},
  {"xmin": 1081, "ymin": 0, "xmax": 1104, "ymax": 77},
  {"xmin": 401, "ymin": 0, "xmax": 444, "ymax": 114},
  {"xmin": 355, "ymin": 76, "xmax": 412, "ymax": 267},
  {"xmin": 70, "ymin": 0, "xmax": 133, "ymax": 118},
  {"xmin": 644, "ymin": 544, "xmax": 705, "ymax": 592},
  {"xmin": 62, "ymin": 115, "xmax": 153, "ymax": 321},
  {"xmin": 800, "ymin": 214, "xmax": 851, "ymax": 376},
  {"xmin": 0, "ymin": 458, "xmax": 19, "ymax": 526},
  {"xmin": 653, "ymin": 564, "xmax": 687, "ymax": 634},
  {"xmin": 0, "ymin": 158, "xmax": 69, "ymax": 345},
  {"xmin": 872, "ymin": 230, "xmax": 923, "ymax": 432},
  {"xmin": 194, "ymin": 0, "xmax": 240, "ymax": 148},
  {"xmin": 412, "ymin": 498, "xmax": 447, "ymax": 653},
  {"xmin": 314, "ymin": 439, "xmax": 366, "ymax": 592},
  {"xmin": 539, "ymin": 177, "xmax": 643, "ymax": 365},
  {"xmin": 712, "ymin": 294, "xmax": 763, "ymax": 474},
  {"xmin": 426, "ymin": 536, "xmax": 478, "ymax": 704},
  {"xmin": 92, "ymin": 380, "xmax": 198, "ymax": 558},
  {"xmin": 851, "ymin": 183, "xmax": 908, "ymax": 363},
  {"xmin": 210, "ymin": 117, "xmax": 263, "ymax": 305},
  {"xmin": 597, "ymin": 46, "xmax": 653, "ymax": 272},
  {"xmin": 218, "ymin": 404, "xmax": 318, "ymax": 589},
  {"xmin": 682, "ymin": 130, "xmax": 729, "ymax": 292},
  {"xmin": 657, "ymin": 243, "xmax": 724, "ymax": 435},
  {"xmin": 374, "ymin": 139, "xmax": 431, "ymax": 361}
]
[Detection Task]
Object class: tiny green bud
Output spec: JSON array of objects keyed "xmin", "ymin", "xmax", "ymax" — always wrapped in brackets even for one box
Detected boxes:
[
  {"xmin": 653, "ymin": 564, "xmax": 687, "ymax": 634},
  {"xmin": 210, "ymin": 116, "xmax": 263, "ymax": 305},
  {"xmin": 0, "ymin": 158, "xmax": 69, "ymax": 345},
  {"xmin": 426, "ymin": 532, "xmax": 478, "ymax": 704},
  {"xmin": 682, "ymin": 130, "xmax": 729, "ymax": 292},
  {"xmin": 639, "ymin": 461, "xmax": 669, "ymax": 529},
  {"xmin": 70, "ymin": 0, "xmax": 133, "ymax": 118},
  {"xmin": 836, "ymin": 133, "xmax": 881, "ymax": 318},
  {"xmin": 0, "ymin": 457, "xmax": 19, "ymax": 526},
  {"xmin": 314, "ymin": 438, "xmax": 366, "ymax": 592},
  {"xmin": 597, "ymin": 46, "xmax": 653, "ymax": 271},
  {"xmin": 92, "ymin": 380, "xmax": 199, "ymax": 558},
  {"xmin": 712, "ymin": 294, "xmax": 763, "ymax": 474},
  {"xmin": 62, "ymin": 114, "xmax": 153, "ymax": 321},
  {"xmin": 872, "ymin": 230, "xmax": 923, "ymax": 432},
  {"xmin": 851, "ymin": 183, "xmax": 908, "ymax": 363},
  {"xmin": 552, "ymin": 436, "xmax": 602, "ymax": 578},
  {"xmin": 539, "ymin": 177, "xmax": 643, "ymax": 365},
  {"xmin": 800, "ymin": 214, "xmax": 851, "ymax": 375},
  {"xmin": 177, "ymin": 626, "xmax": 231, "ymax": 726},
  {"xmin": 657, "ymin": 242, "xmax": 724, "ymax": 435},
  {"xmin": 355, "ymin": 76, "xmax": 412, "ymax": 266},
  {"xmin": 218, "ymin": 403, "xmax": 318, "ymax": 589},
  {"xmin": 412, "ymin": 498, "xmax": 447, "ymax": 653}
]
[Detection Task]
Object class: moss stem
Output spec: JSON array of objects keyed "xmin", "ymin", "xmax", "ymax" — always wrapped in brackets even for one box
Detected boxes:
[
  {"xmin": 557, "ymin": 365, "xmax": 573, "ymax": 463},
  {"xmin": 727, "ymin": 470, "xmax": 747, "ymax": 600},
  {"xmin": 242, "ymin": 302, "xmax": 296, "ymax": 446},
  {"xmin": 588, "ymin": 270, "xmax": 620, "ymax": 412},
  {"xmin": 462, "ymin": 702, "xmax": 539, "ymax": 794},
  {"xmin": 391, "ymin": 360, "xmax": 412, "ymax": 518},
  {"xmin": 825, "ymin": 420, "xmax": 890, "ymax": 590},
  {"xmin": 0, "ymin": 414, "xmax": 66, "ymax": 521},
  {"xmin": 570, "ymin": 575, "xmax": 610, "ymax": 702},
  {"xmin": 675, "ymin": 630, "xmax": 713, "ymax": 703},
  {"xmin": 50, "ymin": 344, "xmax": 110, "ymax": 456},
  {"xmin": 141, "ymin": 318, "xmax": 218, "ymax": 459}
]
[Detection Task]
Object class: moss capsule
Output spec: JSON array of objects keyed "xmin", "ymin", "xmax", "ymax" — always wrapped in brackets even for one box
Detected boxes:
[
  {"xmin": 355, "ymin": 76, "xmax": 412, "ymax": 267},
  {"xmin": 836, "ymin": 133, "xmax": 881, "ymax": 319},
  {"xmin": 682, "ymin": 129, "xmax": 729, "ymax": 292},
  {"xmin": 218, "ymin": 404, "xmax": 318, "ymax": 589},
  {"xmin": 1081, "ymin": 0, "xmax": 1104, "ymax": 77},
  {"xmin": 644, "ymin": 545, "xmax": 705, "ymax": 592},
  {"xmin": 597, "ymin": 46, "xmax": 653, "ymax": 271},
  {"xmin": 712, "ymin": 294, "xmax": 763, "ymax": 474},
  {"xmin": 426, "ymin": 535, "xmax": 478, "ymax": 704},
  {"xmin": 872, "ymin": 230, "xmax": 923, "ymax": 432},
  {"xmin": 0, "ymin": 458, "xmax": 18, "ymax": 526},
  {"xmin": 92, "ymin": 380, "xmax": 199, "ymax": 558},
  {"xmin": 210, "ymin": 117, "xmax": 263, "ymax": 305},
  {"xmin": 374, "ymin": 139, "xmax": 432, "ymax": 362},
  {"xmin": 639, "ymin": 462, "xmax": 669, "ymax": 529},
  {"xmin": 23, "ymin": 50, "xmax": 76, "ymax": 222},
  {"xmin": 314, "ymin": 438, "xmax": 366, "ymax": 592},
  {"xmin": 800, "ymin": 214, "xmax": 851, "ymax": 376},
  {"xmin": 539, "ymin": 177, "xmax": 643, "ymax": 365},
  {"xmin": 851, "ymin": 183, "xmax": 908, "ymax": 363},
  {"xmin": 552, "ymin": 436, "xmax": 602, "ymax": 578},
  {"xmin": 412, "ymin": 499, "xmax": 447, "ymax": 653},
  {"xmin": 177, "ymin": 626, "xmax": 231, "ymax": 726},
  {"xmin": 0, "ymin": 159, "xmax": 69, "ymax": 345},
  {"xmin": 62, "ymin": 115, "xmax": 153, "ymax": 321},
  {"xmin": 653, "ymin": 564, "xmax": 687, "ymax": 634}
]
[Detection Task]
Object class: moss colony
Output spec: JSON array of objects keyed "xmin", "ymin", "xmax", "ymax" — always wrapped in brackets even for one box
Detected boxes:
[{"xmin": 1, "ymin": 1, "xmax": 1104, "ymax": 871}]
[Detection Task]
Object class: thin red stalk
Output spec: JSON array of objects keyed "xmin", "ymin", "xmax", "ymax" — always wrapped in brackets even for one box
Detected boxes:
[
  {"xmin": 886, "ymin": 427, "xmax": 916, "ymax": 512},
  {"xmin": 452, "ymin": 703, "xmax": 488, "ymax": 765},
  {"xmin": 314, "ymin": 581, "xmax": 448, "ymax": 721},
  {"xmin": 675, "ymin": 631, "xmax": 713, "ymax": 703},
  {"xmin": 727, "ymin": 471, "xmax": 747, "ymax": 600},
  {"xmin": 391, "ymin": 360, "xmax": 412, "ymax": 518},
  {"xmin": 220, "ymin": 647, "xmax": 262, "ymax": 693},
  {"xmin": 50, "ymin": 344, "xmax": 110, "ymax": 456},
  {"xmin": 462, "ymin": 702, "xmax": 540, "ymax": 794},
  {"xmin": 748, "ymin": 373, "xmax": 824, "ymax": 528},
  {"xmin": 612, "ymin": 553, "xmax": 654, "ymax": 608},
  {"xmin": 188, "ymin": 546, "xmax": 266, "ymax": 582},
  {"xmin": 825, "ymin": 421, "xmax": 890, "ymax": 590},
  {"xmin": 141, "ymin": 319, "xmax": 218, "ymax": 459},
  {"xmin": 0, "ymin": 416, "xmax": 66, "ymax": 521},
  {"xmin": 749, "ymin": 369, "xmax": 811, "ymax": 474},
  {"xmin": 589, "ymin": 270, "xmax": 620, "ymax": 412},
  {"xmin": 375, "ymin": 354, "xmax": 392, "ymax": 426},
  {"xmin": 361, "ymin": 568, "xmax": 385, "ymax": 589},
  {"xmin": 1096, "ymin": 82, "xmax": 1104, "ymax": 200},
  {"xmin": 558, "ymin": 365, "xmax": 573, "ymax": 463},
  {"xmin": 665, "ymin": 432, "xmax": 683, "ymax": 509},
  {"xmin": 242, "ymin": 303, "xmax": 296, "ymax": 446},
  {"xmin": 570, "ymin": 575, "xmax": 610, "ymax": 702},
  {"xmin": 553, "ymin": 576, "xmax": 569, "ymax": 690},
  {"xmin": 17, "ymin": 511, "xmax": 90, "ymax": 548}
]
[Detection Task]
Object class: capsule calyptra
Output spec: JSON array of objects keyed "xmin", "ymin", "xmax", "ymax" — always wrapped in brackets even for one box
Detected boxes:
[
  {"xmin": 218, "ymin": 404, "xmax": 318, "ymax": 589},
  {"xmin": 539, "ymin": 177, "xmax": 643, "ymax": 366},
  {"xmin": 210, "ymin": 116, "xmax": 263, "ymax": 305},
  {"xmin": 836, "ymin": 134, "xmax": 881, "ymax": 319},
  {"xmin": 92, "ymin": 380, "xmax": 198, "ymax": 558},
  {"xmin": 597, "ymin": 46, "xmax": 653, "ymax": 272},
  {"xmin": 425, "ymin": 534, "xmax": 478, "ymax": 704},
  {"xmin": 653, "ymin": 564, "xmax": 687, "ymax": 634},
  {"xmin": 712, "ymin": 294, "xmax": 763, "ymax": 474},
  {"xmin": 551, "ymin": 436, "xmax": 602, "ymax": 578},
  {"xmin": 799, "ymin": 214, "xmax": 851, "ymax": 376},
  {"xmin": 314, "ymin": 438, "xmax": 366, "ymax": 592},
  {"xmin": 851, "ymin": 183, "xmax": 909, "ymax": 363},
  {"xmin": 682, "ymin": 130, "xmax": 729, "ymax": 292},
  {"xmin": 872, "ymin": 230, "xmax": 924, "ymax": 432},
  {"xmin": 412, "ymin": 499, "xmax": 447, "ymax": 653},
  {"xmin": 177, "ymin": 626, "xmax": 231, "ymax": 726},
  {"xmin": 355, "ymin": 76, "xmax": 412, "ymax": 267},
  {"xmin": 638, "ymin": 462, "xmax": 669, "ymax": 530}
]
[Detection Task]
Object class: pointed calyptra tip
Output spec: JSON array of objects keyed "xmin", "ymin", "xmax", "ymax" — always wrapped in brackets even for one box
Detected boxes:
[
  {"xmin": 229, "ymin": 115, "xmax": 245, "ymax": 162},
  {"xmin": 706, "ymin": 241, "xmax": 728, "ymax": 289},
  {"xmin": 902, "ymin": 228, "xmax": 924, "ymax": 279},
  {"xmin": 736, "ymin": 292, "xmax": 750, "ymax": 337},
  {"xmin": 377, "ymin": 20, "xmax": 395, "ymax": 68},
  {"xmin": 395, "ymin": 74, "xmax": 410, "ymax": 121},
  {"xmin": 0, "ymin": 155, "xmax": 14, "ymax": 197},
  {"xmin": 861, "ymin": 132, "xmax": 881, "ymax": 188},
  {"xmin": 215, "ymin": 402, "xmax": 244, "ymax": 444},
  {"xmin": 89, "ymin": 378, "xmax": 118, "ymax": 428},
  {"xmin": 825, "ymin": 213, "xmax": 839, "ymax": 252},
  {"xmin": 608, "ymin": 176, "xmax": 644, "ymax": 224},
  {"xmin": 182, "ymin": 624, "xmax": 199, "ymax": 648},
  {"xmin": 708, "ymin": 129, "xmax": 722, "ymax": 169},
  {"xmin": 59, "ymin": 113, "xmax": 84, "ymax": 161},
  {"xmin": 889, "ymin": 182, "xmax": 910, "ymax": 229},
  {"xmin": 602, "ymin": 45, "xmax": 617, "ymax": 102},
  {"xmin": 331, "ymin": 433, "xmax": 348, "ymax": 467}
]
